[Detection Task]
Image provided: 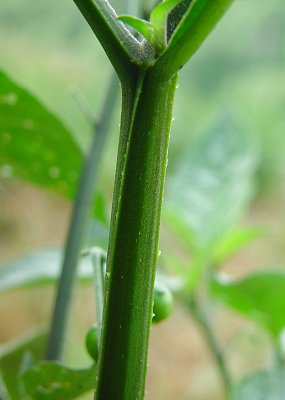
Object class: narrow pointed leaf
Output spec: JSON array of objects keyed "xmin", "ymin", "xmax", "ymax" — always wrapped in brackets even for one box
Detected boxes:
[{"xmin": 118, "ymin": 15, "xmax": 155, "ymax": 45}]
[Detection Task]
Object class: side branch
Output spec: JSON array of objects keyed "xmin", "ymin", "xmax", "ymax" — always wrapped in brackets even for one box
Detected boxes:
[{"xmin": 73, "ymin": 0, "xmax": 152, "ymax": 82}]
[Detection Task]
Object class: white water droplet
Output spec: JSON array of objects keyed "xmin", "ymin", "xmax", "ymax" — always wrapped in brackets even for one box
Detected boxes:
[
  {"xmin": 2, "ymin": 132, "xmax": 11, "ymax": 143},
  {"xmin": 22, "ymin": 119, "xmax": 34, "ymax": 129},
  {"xmin": 0, "ymin": 164, "xmax": 13, "ymax": 178},
  {"xmin": 49, "ymin": 166, "xmax": 60, "ymax": 178},
  {"xmin": 44, "ymin": 150, "xmax": 55, "ymax": 161},
  {"xmin": 0, "ymin": 93, "xmax": 18, "ymax": 105}
]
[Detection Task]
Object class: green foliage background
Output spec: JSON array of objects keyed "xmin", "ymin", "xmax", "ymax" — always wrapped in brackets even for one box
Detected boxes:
[
  {"xmin": 1, "ymin": 1, "xmax": 285, "ymax": 399},
  {"xmin": 1, "ymin": 0, "xmax": 285, "ymax": 191}
]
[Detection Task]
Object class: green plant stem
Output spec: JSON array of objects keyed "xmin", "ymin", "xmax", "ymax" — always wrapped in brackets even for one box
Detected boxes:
[
  {"xmin": 73, "ymin": 0, "xmax": 152, "ymax": 81},
  {"xmin": 184, "ymin": 295, "xmax": 232, "ymax": 396},
  {"xmin": 46, "ymin": 74, "xmax": 118, "ymax": 361},
  {"xmin": 95, "ymin": 69, "xmax": 177, "ymax": 399}
]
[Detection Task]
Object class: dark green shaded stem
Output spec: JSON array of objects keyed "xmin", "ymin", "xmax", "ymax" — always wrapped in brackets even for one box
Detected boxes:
[
  {"xmin": 184, "ymin": 295, "xmax": 232, "ymax": 397},
  {"xmin": 95, "ymin": 69, "xmax": 178, "ymax": 399},
  {"xmin": 46, "ymin": 74, "xmax": 118, "ymax": 360}
]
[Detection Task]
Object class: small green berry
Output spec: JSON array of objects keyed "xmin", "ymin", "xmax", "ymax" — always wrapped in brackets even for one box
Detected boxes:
[
  {"xmin": 152, "ymin": 283, "xmax": 173, "ymax": 323},
  {"xmin": 85, "ymin": 324, "xmax": 99, "ymax": 361}
]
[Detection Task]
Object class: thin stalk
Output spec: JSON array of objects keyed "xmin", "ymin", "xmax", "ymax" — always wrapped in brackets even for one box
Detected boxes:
[
  {"xmin": 95, "ymin": 69, "xmax": 178, "ymax": 399},
  {"xmin": 273, "ymin": 338, "xmax": 285, "ymax": 369},
  {"xmin": 185, "ymin": 295, "xmax": 232, "ymax": 397},
  {"xmin": 0, "ymin": 376, "xmax": 9, "ymax": 400},
  {"xmin": 46, "ymin": 73, "xmax": 118, "ymax": 360},
  {"xmin": 91, "ymin": 247, "xmax": 106, "ymax": 343}
]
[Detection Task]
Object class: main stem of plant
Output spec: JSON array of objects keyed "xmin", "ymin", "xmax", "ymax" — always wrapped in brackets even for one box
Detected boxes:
[{"xmin": 95, "ymin": 68, "xmax": 177, "ymax": 399}]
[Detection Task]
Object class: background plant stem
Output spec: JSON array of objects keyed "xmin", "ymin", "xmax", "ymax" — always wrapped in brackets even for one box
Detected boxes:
[
  {"xmin": 185, "ymin": 295, "xmax": 232, "ymax": 396},
  {"xmin": 95, "ymin": 70, "xmax": 177, "ymax": 399},
  {"xmin": 91, "ymin": 248, "xmax": 106, "ymax": 344},
  {"xmin": 46, "ymin": 73, "xmax": 118, "ymax": 360}
]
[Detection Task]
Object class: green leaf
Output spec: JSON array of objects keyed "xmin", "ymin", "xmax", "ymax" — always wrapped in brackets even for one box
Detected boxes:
[
  {"xmin": 118, "ymin": 15, "xmax": 155, "ymax": 45},
  {"xmin": 155, "ymin": 0, "xmax": 233, "ymax": 76},
  {"xmin": 167, "ymin": 0, "xmax": 193, "ymax": 41},
  {"xmin": 0, "ymin": 330, "xmax": 47, "ymax": 399},
  {"xmin": 0, "ymin": 249, "xmax": 96, "ymax": 294},
  {"xmin": 22, "ymin": 362, "xmax": 96, "ymax": 400},
  {"xmin": 165, "ymin": 112, "xmax": 258, "ymax": 256},
  {"xmin": 0, "ymin": 69, "xmax": 83, "ymax": 198},
  {"xmin": 150, "ymin": 0, "xmax": 184, "ymax": 51},
  {"xmin": 210, "ymin": 271, "xmax": 285, "ymax": 338},
  {"xmin": 231, "ymin": 369, "xmax": 285, "ymax": 400},
  {"xmin": 214, "ymin": 226, "xmax": 264, "ymax": 264}
]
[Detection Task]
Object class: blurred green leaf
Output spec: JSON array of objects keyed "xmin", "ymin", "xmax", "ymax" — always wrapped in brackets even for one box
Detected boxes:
[
  {"xmin": 165, "ymin": 112, "xmax": 257, "ymax": 256},
  {"xmin": 210, "ymin": 271, "xmax": 285, "ymax": 338},
  {"xmin": 231, "ymin": 369, "xmax": 285, "ymax": 400},
  {"xmin": 214, "ymin": 226, "xmax": 263, "ymax": 264},
  {"xmin": 0, "ymin": 330, "xmax": 47, "ymax": 399},
  {"xmin": 0, "ymin": 249, "xmax": 95, "ymax": 294},
  {"xmin": 22, "ymin": 362, "xmax": 96, "ymax": 400},
  {"xmin": 93, "ymin": 192, "xmax": 109, "ymax": 227},
  {"xmin": 0, "ymin": 69, "xmax": 82, "ymax": 198}
]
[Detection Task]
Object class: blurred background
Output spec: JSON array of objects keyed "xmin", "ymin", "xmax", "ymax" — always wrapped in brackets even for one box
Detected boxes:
[{"xmin": 1, "ymin": 0, "xmax": 285, "ymax": 399}]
